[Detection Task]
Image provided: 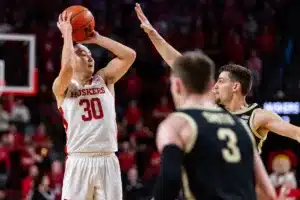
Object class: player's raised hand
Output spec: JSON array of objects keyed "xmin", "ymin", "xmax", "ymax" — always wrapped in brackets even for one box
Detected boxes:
[
  {"xmin": 135, "ymin": 3, "xmax": 156, "ymax": 35},
  {"xmin": 57, "ymin": 11, "xmax": 72, "ymax": 37},
  {"xmin": 79, "ymin": 31, "xmax": 101, "ymax": 44}
]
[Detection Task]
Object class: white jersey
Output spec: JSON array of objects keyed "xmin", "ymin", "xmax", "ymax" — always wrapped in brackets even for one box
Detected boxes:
[{"xmin": 59, "ymin": 75, "xmax": 118, "ymax": 153}]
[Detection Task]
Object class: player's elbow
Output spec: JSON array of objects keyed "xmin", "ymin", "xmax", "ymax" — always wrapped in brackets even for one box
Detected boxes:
[
  {"xmin": 296, "ymin": 128, "xmax": 300, "ymax": 143},
  {"xmin": 125, "ymin": 48, "xmax": 136, "ymax": 63}
]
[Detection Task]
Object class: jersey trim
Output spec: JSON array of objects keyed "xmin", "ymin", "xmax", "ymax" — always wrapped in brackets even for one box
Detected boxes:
[
  {"xmin": 179, "ymin": 105, "xmax": 222, "ymax": 112},
  {"xmin": 249, "ymin": 108, "xmax": 263, "ymax": 139},
  {"xmin": 239, "ymin": 119, "xmax": 256, "ymax": 151},
  {"xmin": 231, "ymin": 103, "xmax": 258, "ymax": 115},
  {"xmin": 58, "ymin": 107, "xmax": 68, "ymax": 154},
  {"xmin": 181, "ymin": 167, "xmax": 196, "ymax": 200},
  {"xmin": 249, "ymin": 108, "xmax": 267, "ymax": 153},
  {"xmin": 96, "ymin": 75, "xmax": 115, "ymax": 99},
  {"xmin": 171, "ymin": 112, "xmax": 198, "ymax": 153}
]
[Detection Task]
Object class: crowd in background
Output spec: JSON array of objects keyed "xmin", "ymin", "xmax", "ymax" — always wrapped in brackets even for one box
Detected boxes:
[{"xmin": 0, "ymin": 0, "xmax": 299, "ymax": 199}]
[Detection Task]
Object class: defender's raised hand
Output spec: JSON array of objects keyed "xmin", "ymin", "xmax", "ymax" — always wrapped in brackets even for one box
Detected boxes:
[{"xmin": 135, "ymin": 3, "xmax": 156, "ymax": 35}]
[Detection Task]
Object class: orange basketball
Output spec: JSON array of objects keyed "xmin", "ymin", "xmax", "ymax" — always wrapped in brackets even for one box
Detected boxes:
[{"xmin": 64, "ymin": 5, "xmax": 95, "ymax": 42}]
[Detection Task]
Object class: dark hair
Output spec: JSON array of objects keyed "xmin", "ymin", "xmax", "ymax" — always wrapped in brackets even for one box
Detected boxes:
[
  {"xmin": 172, "ymin": 51, "xmax": 215, "ymax": 94},
  {"xmin": 219, "ymin": 64, "xmax": 252, "ymax": 95}
]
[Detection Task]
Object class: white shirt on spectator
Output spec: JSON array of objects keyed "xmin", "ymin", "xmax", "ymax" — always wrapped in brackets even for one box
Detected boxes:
[{"xmin": 11, "ymin": 104, "xmax": 30, "ymax": 123}]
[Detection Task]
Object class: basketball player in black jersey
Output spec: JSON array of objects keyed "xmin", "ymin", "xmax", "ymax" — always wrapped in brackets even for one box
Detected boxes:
[
  {"xmin": 151, "ymin": 51, "xmax": 277, "ymax": 200},
  {"xmin": 134, "ymin": 4, "xmax": 300, "ymax": 154},
  {"xmin": 213, "ymin": 64, "xmax": 300, "ymax": 153}
]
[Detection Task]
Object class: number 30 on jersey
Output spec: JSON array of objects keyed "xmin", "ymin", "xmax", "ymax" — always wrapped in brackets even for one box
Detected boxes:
[{"xmin": 79, "ymin": 98, "xmax": 104, "ymax": 121}]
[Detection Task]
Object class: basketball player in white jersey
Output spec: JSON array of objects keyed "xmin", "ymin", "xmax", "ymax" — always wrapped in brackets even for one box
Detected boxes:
[{"xmin": 54, "ymin": 11, "xmax": 136, "ymax": 200}]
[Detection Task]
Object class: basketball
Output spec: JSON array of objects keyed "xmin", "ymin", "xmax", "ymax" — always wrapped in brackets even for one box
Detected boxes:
[{"xmin": 64, "ymin": 5, "xmax": 95, "ymax": 42}]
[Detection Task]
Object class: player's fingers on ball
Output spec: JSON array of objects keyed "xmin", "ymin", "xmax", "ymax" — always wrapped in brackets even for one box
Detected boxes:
[
  {"xmin": 58, "ymin": 14, "xmax": 62, "ymax": 23},
  {"xmin": 67, "ymin": 12, "xmax": 72, "ymax": 22},
  {"xmin": 60, "ymin": 12, "xmax": 64, "ymax": 21},
  {"xmin": 62, "ymin": 11, "xmax": 67, "ymax": 21}
]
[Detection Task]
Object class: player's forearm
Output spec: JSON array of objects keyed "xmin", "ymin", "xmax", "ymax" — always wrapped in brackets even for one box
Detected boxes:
[
  {"xmin": 61, "ymin": 31, "xmax": 76, "ymax": 68},
  {"xmin": 147, "ymin": 30, "xmax": 181, "ymax": 68},
  {"xmin": 95, "ymin": 35, "xmax": 136, "ymax": 60},
  {"xmin": 153, "ymin": 145, "xmax": 183, "ymax": 200},
  {"xmin": 254, "ymin": 151, "xmax": 277, "ymax": 200}
]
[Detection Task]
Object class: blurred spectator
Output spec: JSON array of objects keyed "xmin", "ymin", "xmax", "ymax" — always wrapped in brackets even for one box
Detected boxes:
[
  {"xmin": 0, "ymin": 105, "xmax": 9, "ymax": 136},
  {"xmin": 117, "ymin": 120, "xmax": 128, "ymax": 141},
  {"xmin": 10, "ymin": 98, "xmax": 30, "ymax": 132},
  {"xmin": 268, "ymin": 150, "xmax": 298, "ymax": 198},
  {"xmin": 29, "ymin": 174, "xmax": 55, "ymax": 200},
  {"xmin": 21, "ymin": 145, "xmax": 43, "ymax": 171},
  {"xmin": 22, "ymin": 165, "xmax": 39, "ymax": 200},
  {"xmin": 119, "ymin": 142, "xmax": 136, "ymax": 175},
  {"xmin": 130, "ymin": 120, "xmax": 153, "ymax": 149},
  {"xmin": 143, "ymin": 151, "xmax": 160, "ymax": 182},
  {"xmin": 247, "ymin": 49, "xmax": 262, "ymax": 94},
  {"xmin": 48, "ymin": 160, "xmax": 63, "ymax": 200},
  {"xmin": 130, "ymin": 120, "xmax": 153, "ymax": 178},
  {"xmin": 192, "ymin": 22, "xmax": 205, "ymax": 49},
  {"xmin": 119, "ymin": 141, "xmax": 136, "ymax": 191},
  {"xmin": 244, "ymin": 15, "xmax": 258, "ymax": 40},
  {"xmin": 125, "ymin": 167, "xmax": 145, "ymax": 200},
  {"xmin": 1, "ymin": 95, "xmax": 14, "ymax": 113},
  {"xmin": 256, "ymin": 25, "xmax": 275, "ymax": 55},
  {"xmin": 0, "ymin": 17, "xmax": 13, "ymax": 33},
  {"xmin": 228, "ymin": 34, "xmax": 245, "ymax": 65},
  {"xmin": 32, "ymin": 123, "xmax": 49, "ymax": 148},
  {"xmin": 123, "ymin": 68, "xmax": 142, "ymax": 100},
  {"xmin": 124, "ymin": 100, "xmax": 142, "ymax": 133},
  {"xmin": 152, "ymin": 96, "xmax": 173, "ymax": 124},
  {"xmin": 7, "ymin": 124, "xmax": 24, "ymax": 150}
]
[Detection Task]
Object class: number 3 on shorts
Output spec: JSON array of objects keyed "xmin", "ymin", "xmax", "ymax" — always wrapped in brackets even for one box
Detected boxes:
[{"xmin": 217, "ymin": 128, "xmax": 241, "ymax": 163}]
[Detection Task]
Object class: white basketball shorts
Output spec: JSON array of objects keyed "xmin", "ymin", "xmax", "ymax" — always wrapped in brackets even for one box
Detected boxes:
[{"xmin": 62, "ymin": 152, "xmax": 122, "ymax": 200}]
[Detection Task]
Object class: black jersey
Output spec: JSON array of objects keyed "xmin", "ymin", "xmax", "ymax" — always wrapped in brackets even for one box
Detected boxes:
[
  {"xmin": 232, "ymin": 103, "xmax": 267, "ymax": 153},
  {"xmin": 176, "ymin": 106, "xmax": 256, "ymax": 200}
]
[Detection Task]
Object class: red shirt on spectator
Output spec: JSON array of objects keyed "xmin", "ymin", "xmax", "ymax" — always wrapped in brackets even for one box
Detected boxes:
[
  {"xmin": 193, "ymin": 30, "xmax": 205, "ymax": 49},
  {"xmin": 223, "ymin": 29, "xmax": 235, "ymax": 56},
  {"xmin": 256, "ymin": 26, "xmax": 274, "ymax": 54},
  {"xmin": 2, "ymin": 95, "xmax": 14, "ymax": 113},
  {"xmin": 32, "ymin": 123, "xmax": 48, "ymax": 147},
  {"xmin": 153, "ymin": 96, "xmax": 173, "ymax": 123},
  {"xmin": 0, "ymin": 146, "xmax": 10, "ymax": 169},
  {"xmin": 125, "ymin": 100, "xmax": 141, "ymax": 125},
  {"xmin": 124, "ymin": 69, "xmax": 142, "ymax": 98},
  {"xmin": 229, "ymin": 35, "xmax": 245, "ymax": 64},
  {"xmin": 119, "ymin": 151, "xmax": 136, "ymax": 173},
  {"xmin": 144, "ymin": 151, "xmax": 160, "ymax": 180},
  {"xmin": 22, "ymin": 176, "xmax": 33, "ymax": 199}
]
